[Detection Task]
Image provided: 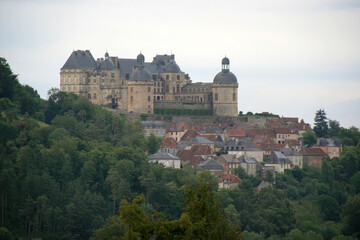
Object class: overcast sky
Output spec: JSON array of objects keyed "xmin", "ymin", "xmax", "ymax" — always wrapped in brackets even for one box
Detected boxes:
[{"xmin": 1, "ymin": 0, "xmax": 359, "ymax": 128}]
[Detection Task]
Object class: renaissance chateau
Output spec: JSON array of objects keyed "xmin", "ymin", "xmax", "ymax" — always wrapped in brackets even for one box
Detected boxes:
[{"xmin": 60, "ymin": 50, "xmax": 238, "ymax": 116}]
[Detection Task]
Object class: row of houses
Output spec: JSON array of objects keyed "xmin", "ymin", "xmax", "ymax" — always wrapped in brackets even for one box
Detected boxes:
[{"xmin": 143, "ymin": 117, "xmax": 342, "ymax": 188}]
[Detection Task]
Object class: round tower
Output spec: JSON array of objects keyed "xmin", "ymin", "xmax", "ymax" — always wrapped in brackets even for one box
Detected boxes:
[
  {"xmin": 127, "ymin": 53, "xmax": 154, "ymax": 114},
  {"xmin": 211, "ymin": 57, "xmax": 238, "ymax": 116}
]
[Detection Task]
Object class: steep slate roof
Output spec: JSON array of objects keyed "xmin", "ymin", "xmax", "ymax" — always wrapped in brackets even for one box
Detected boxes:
[
  {"xmin": 141, "ymin": 121, "xmax": 165, "ymax": 129},
  {"xmin": 319, "ymin": 139, "xmax": 342, "ymax": 147},
  {"xmin": 197, "ymin": 157, "xmax": 224, "ymax": 171},
  {"xmin": 280, "ymin": 148, "xmax": 301, "ymax": 156},
  {"xmin": 265, "ymin": 151, "xmax": 293, "ymax": 165},
  {"xmin": 226, "ymin": 137, "xmax": 262, "ymax": 151},
  {"xmin": 191, "ymin": 145, "xmax": 212, "ymax": 155},
  {"xmin": 299, "ymin": 148, "xmax": 327, "ymax": 156},
  {"xmin": 61, "ymin": 50, "xmax": 98, "ymax": 70},
  {"xmin": 148, "ymin": 152, "xmax": 179, "ymax": 160},
  {"xmin": 239, "ymin": 155, "xmax": 258, "ymax": 164},
  {"xmin": 98, "ymin": 59, "xmax": 116, "ymax": 70},
  {"xmin": 220, "ymin": 154, "xmax": 240, "ymax": 163},
  {"xmin": 190, "ymin": 136, "xmax": 214, "ymax": 145}
]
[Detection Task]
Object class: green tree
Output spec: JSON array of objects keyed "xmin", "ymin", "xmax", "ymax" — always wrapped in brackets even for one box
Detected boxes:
[
  {"xmin": 342, "ymin": 195, "xmax": 360, "ymax": 238},
  {"xmin": 314, "ymin": 109, "xmax": 329, "ymax": 138},
  {"xmin": 317, "ymin": 195, "xmax": 339, "ymax": 221},
  {"xmin": 0, "ymin": 58, "xmax": 19, "ymax": 101},
  {"xmin": 147, "ymin": 133, "xmax": 162, "ymax": 155},
  {"xmin": 301, "ymin": 131, "xmax": 317, "ymax": 146},
  {"xmin": 328, "ymin": 119, "xmax": 341, "ymax": 137}
]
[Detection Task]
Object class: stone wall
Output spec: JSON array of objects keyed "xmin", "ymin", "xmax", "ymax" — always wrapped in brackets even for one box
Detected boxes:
[{"xmin": 154, "ymin": 101, "xmax": 211, "ymax": 110}]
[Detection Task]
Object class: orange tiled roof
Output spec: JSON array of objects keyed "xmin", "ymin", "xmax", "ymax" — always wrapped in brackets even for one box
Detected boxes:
[
  {"xmin": 180, "ymin": 130, "xmax": 199, "ymax": 141},
  {"xmin": 217, "ymin": 174, "xmax": 242, "ymax": 184},
  {"xmin": 299, "ymin": 148, "xmax": 327, "ymax": 156},
  {"xmin": 160, "ymin": 137, "xmax": 178, "ymax": 148},
  {"xmin": 227, "ymin": 129, "xmax": 246, "ymax": 137}
]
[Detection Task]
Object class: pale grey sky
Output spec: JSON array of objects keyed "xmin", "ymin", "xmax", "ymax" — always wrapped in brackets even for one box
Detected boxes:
[{"xmin": 1, "ymin": 0, "xmax": 359, "ymax": 128}]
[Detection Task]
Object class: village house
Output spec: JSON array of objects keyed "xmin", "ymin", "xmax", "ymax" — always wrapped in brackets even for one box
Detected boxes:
[
  {"xmin": 239, "ymin": 155, "xmax": 259, "ymax": 176},
  {"xmin": 141, "ymin": 121, "xmax": 166, "ymax": 137},
  {"xmin": 196, "ymin": 157, "xmax": 224, "ymax": 176},
  {"xmin": 314, "ymin": 139, "xmax": 342, "ymax": 159},
  {"xmin": 299, "ymin": 147, "xmax": 327, "ymax": 168},
  {"xmin": 148, "ymin": 152, "xmax": 181, "ymax": 169},
  {"xmin": 160, "ymin": 137, "xmax": 178, "ymax": 155},
  {"xmin": 264, "ymin": 151, "xmax": 293, "ymax": 173},
  {"xmin": 280, "ymin": 148, "xmax": 303, "ymax": 168},
  {"xmin": 217, "ymin": 154, "xmax": 240, "ymax": 174},
  {"xmin": 226, "ymin": 137, "xmax": 264, "ymax": 163},
  {"xmin": 217, "ymin": 174, "xmax": 242, "ymax": 189},
  {"xmin": 274, "ymin": 128, "xmax": 299, "ymax": 144}
]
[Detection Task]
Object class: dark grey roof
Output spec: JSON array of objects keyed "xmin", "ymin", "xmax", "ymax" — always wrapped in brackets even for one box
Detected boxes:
[
  {"xmin": 99, "ymin": 59, "xmax": 116, "ymax": 70},
  {"xmin": 222, "ymin": 57, "xmax": 230, "ymax": 65},
  {"xmin": 129, "ymin": 66, "xmax": 153, "ymax": 81},
  {"xmin": 191, "ymin": 136, "xmax": 214, "ymax": 145},
  {"xmin": 199, "ymin": 126, "xmax": 224, "ymax": 134},
  {"xmin": 164, "ymin": 60, "xmax": 182, "ymax": 73},
  {"xmin": 265, "ymin": 151, "xmax": 293, "ymax": 165},
  {"xmin": 177, "ymin": 141, "xmax": 192, "ymax": 150},
  {"xmin": 240, "ymin": 155, "xmax": 259, "ymax": 164},
  {"xmin": 148, "ymin": 152, "xmax": 179, "ymax": 160},
  {"xmin": 226, "ymin": 137, "xmax": 261, "ymax": 151},
  {"xmin": 141, "ymin": 121, "xmax": 165, "ymax": 129},
  {"xmin": 61, "ymin": 50, "xmax": 97, "ymax": 70},
  {"xmin": 319, "ymin": 139, "xmax": 342, "ymax": 147},
  {"xmin": 213, "ymin": 70, "xmax": 237, "ymax": 84},
  {"xmin": 280, "ymin": 148, "xmax": 301, "ymax": 156},
  {"xmin": 197, "ymin": 157, "xmax": 224, "ymax": 170}
]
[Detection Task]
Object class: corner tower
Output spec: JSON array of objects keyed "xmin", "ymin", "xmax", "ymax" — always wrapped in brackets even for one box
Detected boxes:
[
  {"xmin": 127, "ymin": 53, "xmax": 154, "ymax": 114},
  {"xmin": 211, "ymin": 57, "xmax": 238, "ymax": 116}
]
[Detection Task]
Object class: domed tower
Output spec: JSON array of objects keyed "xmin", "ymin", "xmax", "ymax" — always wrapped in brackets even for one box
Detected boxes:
[
  {"xmin": 127, "ymin": 53, "xmax": 154, "ymax": 114},
  {"xmin": 211, "ymin": 57, "xmax": 238, "ymax": 116}
]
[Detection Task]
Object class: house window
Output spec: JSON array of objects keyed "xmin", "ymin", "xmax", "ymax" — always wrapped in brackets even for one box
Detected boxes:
[
  {"xmin": 156, "ymin": 130, "xmax": 158, "ymax": 135},
  {"xmin": 215, "ymin": 93, "xmax": 218, "ymax": 101},
  {"xmin": 160, "ymin": 130, "xmax": 163, "ymax": 135}
]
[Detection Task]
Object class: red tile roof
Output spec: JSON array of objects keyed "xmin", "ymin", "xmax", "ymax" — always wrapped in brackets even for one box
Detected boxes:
[
  {"xmin": 217, "ymin": 174, "xmax": 242, "ymax": 184},
  {"xmin": 299, "ymin": 148, "xmax": 327, "ymax": 156},
  {"xmin": 160, "ymin": 137, "xmax": 178, "ymax": 148},
  {"xmin": 180, "ymin": 130, "xmax": 200, "ymax": 141},
  {"xmin": 191, "ymin": 144, "xmax": 212, "ymax": 155},
  {"xmin": 227, "ymin": 129, "xmax": 246, "ymax": 137},
  {"xmin": 246, "ymin": 128, "xmax": 276, "ymax": 138},
  {"xmin": 274, "ymin": 128, "xmax": 298, "ymax": 135}
]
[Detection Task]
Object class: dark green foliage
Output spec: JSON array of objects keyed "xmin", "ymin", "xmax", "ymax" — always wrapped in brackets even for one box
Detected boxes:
[
  {"xmin": 0, "ymin": 58, "xmax": 19, "ymax": 101},
  {"xmin": 342, "ymin": 195, "xmax": 360, "ymax": 238},
  {"xmin": 301, "ymin": 131, "xmax": 317, "ymax": 146},
  {"xmin": 314, "ymin": 109, "xmax": 329, "ymax": 138},
  {"xmin": 329, "ymin": 119, "xmax": 341, "ymax": 137}
]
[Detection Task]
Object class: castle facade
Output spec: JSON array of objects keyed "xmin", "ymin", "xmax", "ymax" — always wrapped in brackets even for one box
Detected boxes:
[{"xmin": 60, "ymin": 50, "xmax": 238, "ymax": 116}]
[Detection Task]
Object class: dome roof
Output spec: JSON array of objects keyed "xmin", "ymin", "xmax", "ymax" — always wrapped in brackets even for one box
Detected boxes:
[
  {"xmin": 129, "ymin": 67, "xmax": 152, "ymax": 81},
  {"xmin": 222, "ymin": 57, "xmax": 229, "ymax": 65},
  {"xmin": 99, "ymin": 59, "xmax": 116, "ymax": 70},
  {"xmin": 213, "ymin": 71, "xmax": 237, "ymax": 84},
  {"xmin": 164, "ymin": 60, "xmax": 181, "ymax": 73},
  {"xmin": 137, "ymin": 53, "xmax": 145, "ymax": 62}
]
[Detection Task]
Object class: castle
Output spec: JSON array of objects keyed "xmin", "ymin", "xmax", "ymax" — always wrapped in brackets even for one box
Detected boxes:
[{"xmin": 60, "ymin": 50, "xmax": 238, "ymax": 116}]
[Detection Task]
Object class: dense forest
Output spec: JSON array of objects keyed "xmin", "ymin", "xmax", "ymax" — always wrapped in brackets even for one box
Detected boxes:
[{"xmin": 1, "ymin": 57, "xmax": 360, "ymax": 239}]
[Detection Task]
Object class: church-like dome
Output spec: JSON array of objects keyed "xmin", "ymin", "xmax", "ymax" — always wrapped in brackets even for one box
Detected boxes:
[
  {"xmin": 213, "ymin": 57, "xmax": 237, "ymax": 84},
  {"xmin": 129, "ymin": 53, "xmax": 153, "ymax": 81},
  {"xmin": 164, "ymin": 60, "xmax": 181, "ymax": 73}
]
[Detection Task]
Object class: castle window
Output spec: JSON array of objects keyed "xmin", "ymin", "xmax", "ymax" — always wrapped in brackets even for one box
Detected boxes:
[
  {"xmin": 122, "ymin": 81, "xmax": 124, "ymax": 85},
  {"xmin": 112, "ymin": 90, "xmax": 115, "ymax": 95},
  {"xmin": 63, "ymin": 86, "xmax": 65, "ymax": 91},
  {"xmin": 126, "ymin": 73, "xmax": 129, "ymax": 80},
  {"xmin": 94, "ymin": 93, "xmax": 97, "ymax": 99},
  {"xmin": 74, "ymin": 76, "xmax": 77, "ymax": 83},
  {"xmin": 233, "ymin": 93, "xmax": 236, "ymax": 101},
  {"xmin": 148, "ymin": 96, "xmax": 150, "ymax": 102},
  {"xmin": 130, "ymin": 87, "xmax": 133, "ymax": 93},
  {"xmin": 82, "ymin": 77, "xmax": 85, "ymax": 83},
  {"xmin": 94, "ymin": 86, "xmax": 97, "ymax": 91},
  {"xmin": 74, "ymin": 86, "xmax": 77, "ymax": 91},
  {"xmin": 177, "ymin": 75, "xmax": 180, "ymax": 80},
  {"xmin": 111, "ymin": 73, "xmax": 115, "ymax": 78},
  {"xmin": 152, "ymin": 75, "xmax": 156, "ymax": 80},
  {"xmin": 166, "ymin": 75, "xmax": 169, "ymax": 80},
  {"xmin": 130, "ymin": 96, "xmax": 133, "ymax": 102},
  {"xmin": 176, "ymin": 84, "xmax": 180, "ymax": 93},
  {"xmin": 88, "ymin": 94, "xmax": 91, "ymax": 99},
  {"xmin": 215, "ymin": 93, "xmax": 218, "ymax": 101},
  {"xmin": 148, "ymin": 87, "xmax": 151, "ymax": 93},
  {"xmin": 94, "ymin": 79, "xmax": 97, "ymax": 83},
  {"xmin": 68, "ymin": 85, "xmax": 71, "ymax": 91},
  {"xmin": 173, "ymin": 87, "xmax": 175, "ymax": 93},
  {"xmin": 68, "ymin": 76, "xmax": 71, "ymax": 83}
]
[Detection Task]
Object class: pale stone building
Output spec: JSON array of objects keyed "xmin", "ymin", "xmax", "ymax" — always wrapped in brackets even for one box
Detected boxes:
[{"xmin": 60, "ymin": 50, "xmax": 238, "ymax": 115}]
